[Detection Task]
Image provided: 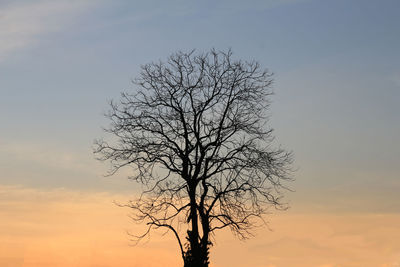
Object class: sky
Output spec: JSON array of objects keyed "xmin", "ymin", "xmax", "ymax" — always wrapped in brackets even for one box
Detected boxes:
[{"xmin": 0, "ymin": 0, "xmax": 399, "ymax": 266}]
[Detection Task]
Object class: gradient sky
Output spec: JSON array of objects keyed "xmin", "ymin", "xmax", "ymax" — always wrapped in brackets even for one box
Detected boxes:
[{"xmin": 1, "ymin": 0, "xmax": 400, "ymax": 266}]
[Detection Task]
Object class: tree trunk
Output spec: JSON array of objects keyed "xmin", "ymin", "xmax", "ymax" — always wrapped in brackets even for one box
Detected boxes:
[
  {"xmin": 183, "ymin": 231, "xmax": 209, "ymax": 267},
  {"xmin": 184, "ymin": 190, "xmax": 209, "ymax": 267}
]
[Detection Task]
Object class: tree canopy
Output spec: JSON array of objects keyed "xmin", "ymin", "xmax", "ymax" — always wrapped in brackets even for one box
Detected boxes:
[{"xmin": 94, "ymin": 49, "xmax": 293, "ymax": 267}]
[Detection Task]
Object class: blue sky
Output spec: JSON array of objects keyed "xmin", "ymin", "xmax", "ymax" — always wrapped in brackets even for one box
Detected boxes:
[{"xmin": 1, "ymin": 0, "xmax": 399, "ymax": 212}]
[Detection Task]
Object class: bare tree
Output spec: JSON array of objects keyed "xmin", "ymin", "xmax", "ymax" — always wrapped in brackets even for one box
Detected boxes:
[{"xmin": 94, "ymin": 49, "xmax": 293, "ymax": 267}]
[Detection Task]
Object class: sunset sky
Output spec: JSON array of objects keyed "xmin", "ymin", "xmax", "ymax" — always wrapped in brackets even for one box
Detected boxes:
[{"xmin": 1, "ymin": 0, "xmax": 400, "ymax": 266}]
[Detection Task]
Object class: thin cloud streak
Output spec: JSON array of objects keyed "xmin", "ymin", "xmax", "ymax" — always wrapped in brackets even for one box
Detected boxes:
[{"xmin": 0, "ymin": 0, "xmax": 100, "ymax": 62}]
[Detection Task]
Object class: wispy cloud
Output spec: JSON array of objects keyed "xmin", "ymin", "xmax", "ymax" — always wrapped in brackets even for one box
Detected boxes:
[
  {"xmin": 1, "ymin": 141, "xmax": 99, "ymax": 176},
  {"xmin": 0, "ymin": 0, "xmax": 99, "ymax": 62}
]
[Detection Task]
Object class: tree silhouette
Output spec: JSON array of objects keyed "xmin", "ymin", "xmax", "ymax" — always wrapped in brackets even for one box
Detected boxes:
[{"xmin": 94, "ymin": 49, "xmax": 293, "ymax": 267}]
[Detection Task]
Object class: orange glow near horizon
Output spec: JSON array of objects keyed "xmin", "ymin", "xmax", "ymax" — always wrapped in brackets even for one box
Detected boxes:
[{"xmin": 1, "ymin": 185, "xmax": 400, "ymax": 267}]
